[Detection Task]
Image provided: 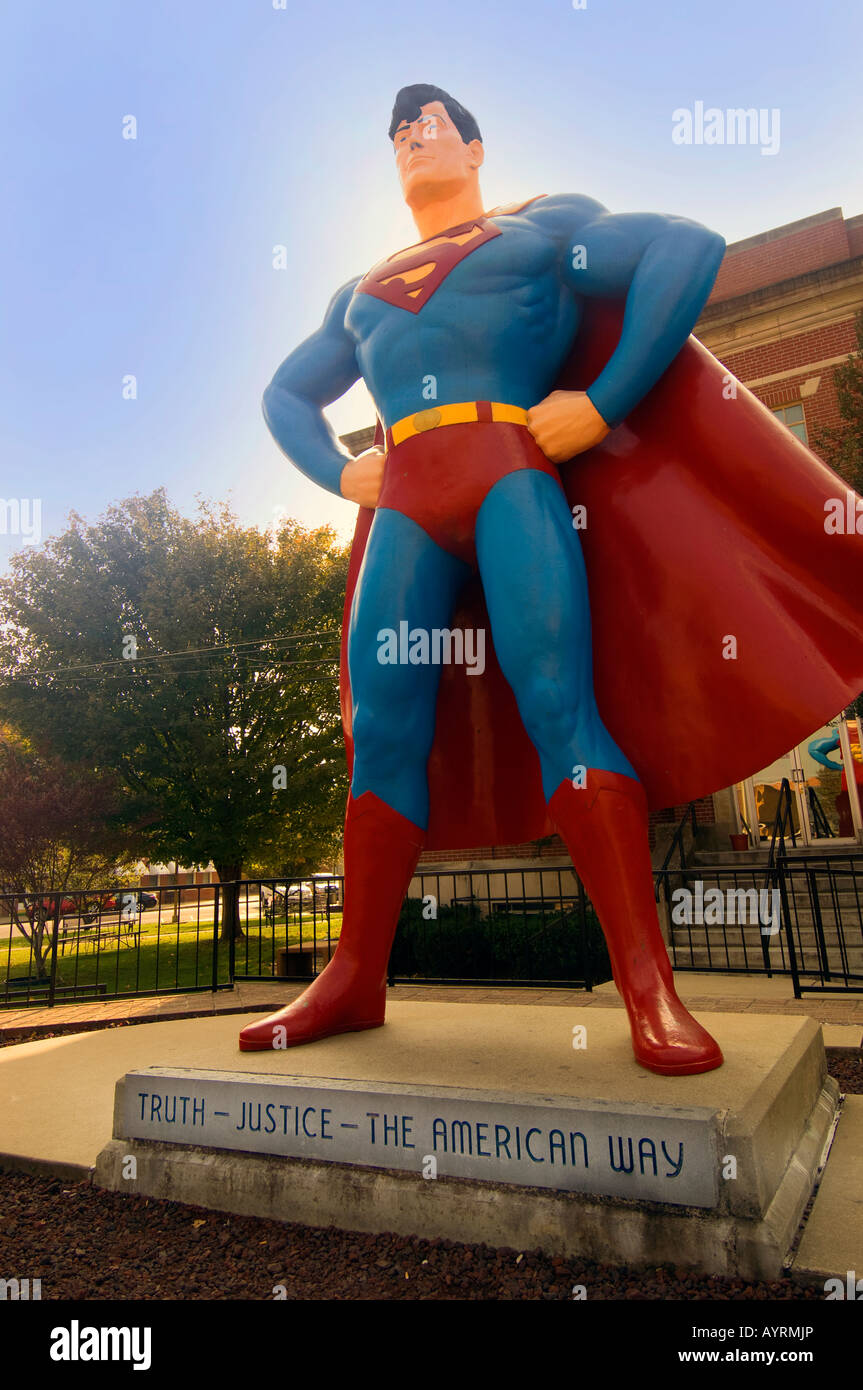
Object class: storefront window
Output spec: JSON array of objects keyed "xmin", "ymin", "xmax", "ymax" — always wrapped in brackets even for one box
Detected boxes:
[{"xmin": 737, "ymin": 717, "xmax": 862, "ymax": 845}]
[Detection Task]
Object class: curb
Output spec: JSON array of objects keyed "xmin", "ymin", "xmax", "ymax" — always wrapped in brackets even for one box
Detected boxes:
[{"xmin": 0, "ymin": 1001, "xmax": 291, "ymax": 1047}]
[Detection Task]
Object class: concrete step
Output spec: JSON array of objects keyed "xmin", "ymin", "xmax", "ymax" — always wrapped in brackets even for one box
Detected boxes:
[
  {"xmin": 781, "ymin": 919, "xmax": 863, "ymax": 933},
  {"xmin": 669, "ymin": 919, "xmax": 863, "ymax": 936},
  {"xmin": 784, "ymin": 903, "xmax": 863, "ymax": 917},
  {"xmin": 673, "ymin": 949, "xmax": 863, "ymax": 977},
  {"xmin": 669, "ymin": 917, "xmax": 862, "ymax": 935},
  {"xmin": 689, "ymin": 849, "xmax": 863, "ymax": 867},
  {"xmin": 671, "ymin": 926, "xmax": 863, "ymax": 946},
  {"xmin": 791, "ymin": 1094, "xmax": 863, "ymax": 1286},
  {"xmin": 778, "ymin": 880, "xmax": 859, "ymax": 893},
  {"xmin": 784, "ymin": 898, "xmax": 863, "ymax": 910},
  {"xmin": 665, "ymin": 870, "xmax": 862, "ymax": 895},
  {"xmin": 783, "ymin": 845, "xmax": 863, "ymax": 858},
  {"xmin": 671, "ymin": 922, "xmax": 862, "ymax": 942},
  {"xmin": 669, "ymin": 911, "xmax": 861, "ymax": 934},
  {"xmin": 671, "ymin": 955, "xmax": 863, "ymax": 977},
  {"xmin": 689, "ymin": 851, "xmax": 770, "ymax": 866}
]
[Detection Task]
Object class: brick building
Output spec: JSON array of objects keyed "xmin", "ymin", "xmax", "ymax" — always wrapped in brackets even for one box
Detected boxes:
[
  {"xmin": 700, "ymin": 206, "xmax": 863, "ymax": 460},
  {"xmin": 341, "ymin": 204, "xmax": 863, "ymax": 866}
]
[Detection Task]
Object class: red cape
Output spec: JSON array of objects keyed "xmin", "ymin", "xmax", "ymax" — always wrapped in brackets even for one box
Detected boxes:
[{"xmin": 340, "ymin": 303, "xmax": 863, "ymax": 850}]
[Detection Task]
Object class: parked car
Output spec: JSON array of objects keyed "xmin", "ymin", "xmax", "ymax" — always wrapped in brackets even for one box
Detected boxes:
[
  {"xmin": 18, "ymin": 890, "xmax": 157, "ymax": 926},
  {"xmin": 260, "ymin": 883, "xmax": 309, "ymax": 921},
  {"xmin": 106, "ymin": 891, "xmax": 158, "ymax": 911},
  {"xmin": 260, "ymin": 879, "xmax": 340, "ymax": 921},
  {"xmin": 81, "ymin": 890, "xmax": 159, "ymax": 924},
  {"xmin": 310, "ymin": 877, "xmax": 341, "ymax": 907},
  {"xmin": 29, "ymin": 896, "xmax": 80, "ymax": 919}
]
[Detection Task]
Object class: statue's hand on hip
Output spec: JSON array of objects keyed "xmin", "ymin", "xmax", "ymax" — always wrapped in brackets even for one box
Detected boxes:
[
  {"xmin": 526, "ymin": 390, "xmax": 611, "ymax": 464},
  {"xmin": 340, "ymin": 447, "xmax": 387, "ymax": 508}
]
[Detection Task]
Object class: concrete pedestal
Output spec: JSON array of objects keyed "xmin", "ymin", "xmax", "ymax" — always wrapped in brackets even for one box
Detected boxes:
[{"xmin": 92, "ymin": 1004, "xmax": 839, "ymax": 1279}]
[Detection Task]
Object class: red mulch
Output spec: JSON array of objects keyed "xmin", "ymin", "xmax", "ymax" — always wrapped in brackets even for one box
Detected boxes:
[{"xmin": 0, "ymin": 1170, "xmax": 828, "ymax": 1301}]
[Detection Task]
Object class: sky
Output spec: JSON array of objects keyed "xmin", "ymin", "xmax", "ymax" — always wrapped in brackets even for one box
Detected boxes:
[{"xmin": 1, "ymin": 0, "xmax": 861, "ymax": 569}]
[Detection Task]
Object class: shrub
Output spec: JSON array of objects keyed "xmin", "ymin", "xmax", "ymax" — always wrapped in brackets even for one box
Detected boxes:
[{"xmin": 389, "ymin": 894, "xmax": 612, "ymax": 985}]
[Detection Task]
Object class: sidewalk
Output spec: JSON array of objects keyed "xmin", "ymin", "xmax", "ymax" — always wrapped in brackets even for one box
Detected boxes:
[{"xmin": 1, "ymin": 973, "xmax": 861, "ymax": 1048}]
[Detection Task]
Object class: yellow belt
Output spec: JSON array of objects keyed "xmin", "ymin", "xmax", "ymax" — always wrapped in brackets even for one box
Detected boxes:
[{"xmin": 385, "ymin": 401, "xmax": 529, "ymax": 452}]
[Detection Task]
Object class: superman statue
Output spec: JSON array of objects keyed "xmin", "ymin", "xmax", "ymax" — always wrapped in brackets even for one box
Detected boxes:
[{"xmin": 242, "ymin": 84, "xmax": 863, "ymax": 1073}]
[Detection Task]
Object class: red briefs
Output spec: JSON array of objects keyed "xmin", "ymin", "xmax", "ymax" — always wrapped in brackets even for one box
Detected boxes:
[{"xmin": 377, "ymin": 420, "xmax": 560, "ymax": 568}]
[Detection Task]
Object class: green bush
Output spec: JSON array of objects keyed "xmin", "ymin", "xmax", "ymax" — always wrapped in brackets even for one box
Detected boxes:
[{"xmin": 389, "ymin": 895, "xmax": 612, "ymax": 985}]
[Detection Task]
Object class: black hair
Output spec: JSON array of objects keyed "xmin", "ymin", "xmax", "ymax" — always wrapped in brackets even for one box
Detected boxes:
[{"xmin": 388, "ymin": 84, "xmax": 482, "ymax": 145}]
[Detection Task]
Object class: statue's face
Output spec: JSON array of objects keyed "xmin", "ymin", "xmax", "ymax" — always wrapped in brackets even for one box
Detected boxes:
[{"xmin": 393, "ymin": 99, "xmax": 483, "ymax": 207}]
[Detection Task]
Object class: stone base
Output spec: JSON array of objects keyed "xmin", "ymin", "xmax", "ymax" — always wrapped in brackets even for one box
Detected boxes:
[{"xmin": 93, "ymin": 1006, "xmax": 839, "ymax": 1280}]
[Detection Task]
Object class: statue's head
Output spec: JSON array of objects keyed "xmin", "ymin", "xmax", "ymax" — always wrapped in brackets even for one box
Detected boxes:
[{"xmin": 389, "ymin": 84, "xmax": 484, "ymax": 213}]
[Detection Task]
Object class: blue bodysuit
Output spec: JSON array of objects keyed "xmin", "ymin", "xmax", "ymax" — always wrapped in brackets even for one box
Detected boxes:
[{"xmin": 262, "ymin": 194, "xmax": 725, "ymax": 828}]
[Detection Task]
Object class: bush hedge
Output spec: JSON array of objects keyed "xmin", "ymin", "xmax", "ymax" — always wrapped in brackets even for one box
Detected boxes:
[{"xmin": 389, "ymin": 894, "xmax": 612, "ymax": 985}]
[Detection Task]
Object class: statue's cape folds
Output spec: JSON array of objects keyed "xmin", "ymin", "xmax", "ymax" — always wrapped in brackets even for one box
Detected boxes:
[{"xmin": 340, "ymin": 302, "xmax": 863, "ymax": 850}]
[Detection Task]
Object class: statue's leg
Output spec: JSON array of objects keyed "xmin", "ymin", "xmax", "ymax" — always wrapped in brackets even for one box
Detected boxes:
[
  {"xmin": 476, "ymin": 467, "xmax": 722, "ymax": 1075},
  {"xmin": 239, "ymin": 507, "xmax": 470, "ymax": 1051}
]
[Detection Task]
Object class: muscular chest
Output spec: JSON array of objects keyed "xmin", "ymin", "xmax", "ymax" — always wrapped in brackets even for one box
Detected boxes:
[{"xmin": 345, "ymin": 217, "xmax": 563, "ymax": 348}]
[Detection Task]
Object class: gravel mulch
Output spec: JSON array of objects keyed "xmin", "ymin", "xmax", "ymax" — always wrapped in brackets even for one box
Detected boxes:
[
  {"xmin": 825, "ymin": 1052, "xmax": 863, "ymax": 1092},
  {"xmin": 0, "ymin": 1170, "xmax": 828, "ymax": 1301}
]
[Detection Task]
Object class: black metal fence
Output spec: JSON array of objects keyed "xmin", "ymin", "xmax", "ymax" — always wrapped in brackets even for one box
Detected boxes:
[
  {"xmin": 230, "ymin": 866, "xmax": 604, "ymax": 990},
  {"xmin": 778, "ymin": 853, "xmax": 863, "ymax": 995},
  {"xmin": 658, "ymin": 855, "xmax": 863, "ymax": 996},
  {"xmin": 0, "ymin": 884, "xmax": 232, "ymax": 1009},
  {"xmin": 657, "ymin": 780, "xmax": 863, "ymax": 996},
  {"xmin": 3, "ymin": 848, "xmax": 861, "ymax": 1011},
  {"xmin": 0, "ymin": 865, "xmax": 606, "ymax": 1011},
  {"xmin": 230, "ymin": 877, "xmax": 343, "ymax": 983},
  {"xmin": 390, "ymin": 866, "xmax": 603, "ymax": 987},
  {"xmin": 657, "ymin": 866, "xmax": 781, "ymax": 976}
]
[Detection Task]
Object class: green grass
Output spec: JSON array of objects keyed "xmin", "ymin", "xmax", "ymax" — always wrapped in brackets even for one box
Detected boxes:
[{"xmin": 1, "ymin": 912, "xmax": 344, "ymax": 1000}]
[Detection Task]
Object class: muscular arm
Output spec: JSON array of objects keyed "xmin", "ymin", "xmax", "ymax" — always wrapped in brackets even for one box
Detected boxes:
[
  {"xmin": 530, "ymin": 195, "xmax": 726, "ymax": 427},
  {"xmin": 574, "ymin": 208, "xmax": 725, "ymax": 426},
  {"xmin": 262, "ymin": 278, "xmax": 361, "ymax": 497}
]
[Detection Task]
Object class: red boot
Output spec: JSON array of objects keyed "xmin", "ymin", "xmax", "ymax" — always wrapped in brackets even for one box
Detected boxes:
[
  {"xmin": 549, "ymin": 771, "xmax": 723, "ymax": 1076},
  {"xmin": 238, "ymin": 791, "xmax": 424, "ymax": 1051}
]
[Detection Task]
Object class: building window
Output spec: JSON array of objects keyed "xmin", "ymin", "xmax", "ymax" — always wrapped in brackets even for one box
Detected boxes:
[{"xmin": 772, "ymin": 402, "xmax": 808, "ymax": 444}]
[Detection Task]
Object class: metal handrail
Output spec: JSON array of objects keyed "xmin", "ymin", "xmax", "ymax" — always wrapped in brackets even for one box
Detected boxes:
[
  {"xmin": 658, "ymin": 801, "xmax": 698, "ymax": 875},
  {"xmin": 767, "ymin": 777, "xmax": 797, "ymax": 869},
  {"xmin": 807, "ymin": 787, "xmax": 834, "ymax": 839}
]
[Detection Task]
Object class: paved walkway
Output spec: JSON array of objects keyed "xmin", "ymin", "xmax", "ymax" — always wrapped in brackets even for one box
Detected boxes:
[{"xmin": 1, "ymin": 972, "xmax": 861, "ymax": 1047}]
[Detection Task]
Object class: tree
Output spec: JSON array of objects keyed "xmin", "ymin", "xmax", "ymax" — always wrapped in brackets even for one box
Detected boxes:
[
  {"xmin": 0, "ymin": 732, "xmax": 131, "ymax": 978},
  {"xmin": 0, "ymin": 490, "xmax": 350, "ymax": 939},
  {"xmin": 244, "ymin": 803, "xmax": 343, "ymax": 881},
  {"xmin": 815, "ymin": 308, "xmax": 863, "ymax": 495}
]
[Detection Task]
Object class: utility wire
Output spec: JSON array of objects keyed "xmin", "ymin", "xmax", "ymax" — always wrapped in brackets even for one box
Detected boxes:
[
  {"xmin": 1, "ymin": 630, "xmax": 342, "ymax": 680},
  {"xmin": 3, "ymin": 666, "xmax": 342, "ymax": 686}
]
